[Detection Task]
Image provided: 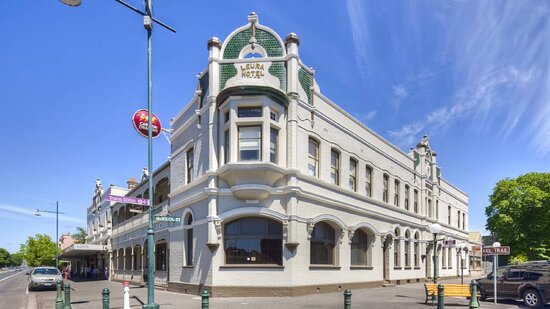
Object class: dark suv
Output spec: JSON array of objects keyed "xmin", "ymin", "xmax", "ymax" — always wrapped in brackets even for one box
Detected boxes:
[{"xmin": 475, "ymin": 261, "xmax": 550, "ymax": 308}]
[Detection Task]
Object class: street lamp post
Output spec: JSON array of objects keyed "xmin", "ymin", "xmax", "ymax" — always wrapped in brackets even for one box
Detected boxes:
[
  {"xmin": 59, "ymin": 1, "xmax": 175, "ymax": 308},
  {"xmin": 429, "ymin": 223, "xmax": 442, "ymax": 283},
  {"xmin": 36, "ymin": 201, "xmax": 65, "ymax": 268}
]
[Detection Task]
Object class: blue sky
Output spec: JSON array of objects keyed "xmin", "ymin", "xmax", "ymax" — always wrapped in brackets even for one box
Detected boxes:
[{"xmin": 1, "ymin": 1, "xmax": 548, "ymax": 253}]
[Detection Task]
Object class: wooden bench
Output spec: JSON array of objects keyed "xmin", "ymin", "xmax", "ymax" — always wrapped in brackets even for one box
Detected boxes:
[{"xmin": 424, "ymin": 283, "xmax": 478, "ymax": 304}]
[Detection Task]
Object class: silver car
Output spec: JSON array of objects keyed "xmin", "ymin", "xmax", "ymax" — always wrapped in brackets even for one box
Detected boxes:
[{"xmin": 27, "ymin": 267, "xmax": 62, "ymax": 291}]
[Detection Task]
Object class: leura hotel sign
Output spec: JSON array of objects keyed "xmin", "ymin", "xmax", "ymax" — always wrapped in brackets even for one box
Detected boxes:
[{"xmin": 240, "ymin": 63, "xmax": 265, "ymax": 79}]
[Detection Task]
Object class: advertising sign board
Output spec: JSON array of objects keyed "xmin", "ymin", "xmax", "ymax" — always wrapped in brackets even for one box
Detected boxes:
[
  {"xmin": 105, "ymin": 194, "xmax": 150, "ymax": 206},
  {"xmin": 132, "ymin": 109, "xmax": 162, "ymax": 138}
]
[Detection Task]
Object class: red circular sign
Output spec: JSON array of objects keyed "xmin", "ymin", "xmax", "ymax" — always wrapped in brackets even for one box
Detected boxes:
[{"xmin": 132, "ymin": 109, "xmax": 162, "ymax": 138}]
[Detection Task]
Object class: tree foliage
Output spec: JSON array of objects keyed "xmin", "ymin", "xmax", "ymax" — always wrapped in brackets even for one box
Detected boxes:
[
  {"xmin": 19, "ymin": 234, "xmax": 58, "ymax": 267},
  {"xmin": 0, "ymin": 248, "xmax": 10, "ymax": 267},
  {"xmin": 486, "ymin": 172, "xmax": 550, "ymax": 261},
  {"xmin": 72, "ymin": 227, "xmax": 87, "ymax": 244}
]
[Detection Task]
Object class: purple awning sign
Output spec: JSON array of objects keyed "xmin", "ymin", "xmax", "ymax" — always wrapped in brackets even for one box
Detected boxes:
[{"xmin": 105, "ymin": 194, "xmax": 150, "ymax": 206}]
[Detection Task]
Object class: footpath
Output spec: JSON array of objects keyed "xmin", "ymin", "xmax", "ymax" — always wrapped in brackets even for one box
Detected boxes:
[{"xmin": 30, "ymin": 278, "xmax": 528, "ymax": 309}]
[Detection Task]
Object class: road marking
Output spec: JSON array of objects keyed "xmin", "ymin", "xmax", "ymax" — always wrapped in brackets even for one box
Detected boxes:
[
  {"xmin": 0, "ymin": 271, "xmax": 21, "ymax": 282},
  {"xmin": 26, "ymin": 286, "xmax": 29, "ymax": 295},
  {"xmin": 27, "ymin": 292, "xmax": 37, "ymax": 309}
]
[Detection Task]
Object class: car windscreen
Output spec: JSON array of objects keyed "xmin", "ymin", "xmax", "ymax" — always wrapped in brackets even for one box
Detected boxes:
[{"xmin": 32, "ymin": 268, "xmax": 60, "ymax": 275}]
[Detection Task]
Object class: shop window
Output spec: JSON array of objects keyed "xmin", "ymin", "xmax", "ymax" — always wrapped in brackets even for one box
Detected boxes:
[
  {"xmin": 351, "ymin": 229, "xmax": 369, "ymax": 266},
  {"xmin": 155, "ymin": 242, "xmax": 167, "ymax": 271},
  {"xmin": 310, "ymin": 222, "xmax": 335, "ymax": 265},
  {"xmin": 238, "ymin": 126, "xmax": 261, "ymax": 161},
  {"xmin": 224, "ymin": 217, "xmax": 282, "ymax": 265}
]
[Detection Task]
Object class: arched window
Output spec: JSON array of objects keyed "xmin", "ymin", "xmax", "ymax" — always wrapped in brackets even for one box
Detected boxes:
[
  {"xmin": 113, "ymin": 210, "xmax": 119, "ymax": 226},
  {"xmin": 155, "ymin": 240, "xmax": 167, "ymax": 271},
  {"xmin": 404, "ymin": 231, "xmax": 411, "ymax": 267},
  {"xmin": 310, "ymin": 222, "xmax": 336, "ymax": 265},
  {"xmin": 393, "ymin": 228, "xmax": 401, "ymax": 267},
  {"xmin": 414, "ymin": 232, "xmax": 420, "ymax": 267},
  {"xmin": 185, "ymin": 213, "xmax": 193, "ymax": 266},
  {"xmin": 351, "ymin": 229, "xmax": 370, "ymax": 266},
  {"xmin": 125, "ymin": 247, "xmax": 132, "ymax": 270},
  {"xmin": 224, "ymin": 217, "xmax": 283, "ymax": 265},
  {"xmin": 118, "ymin": 248, "xmax": 124, "ymax": 270}
]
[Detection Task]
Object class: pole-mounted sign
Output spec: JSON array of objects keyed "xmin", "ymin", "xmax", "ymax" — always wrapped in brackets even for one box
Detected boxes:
[
  {"xmin": 482, "ymin": 246, "xmax": 510, "ymax": 255},
  {"xmin": 132, "ymin": 109, "xmax": 162, "ymax": 138},
  {"xmin": 105, "ymin": 194, "xmax": 150, "ymax": 206}
]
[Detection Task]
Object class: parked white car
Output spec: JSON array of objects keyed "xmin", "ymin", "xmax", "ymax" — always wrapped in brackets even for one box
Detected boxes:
[{"xmin": 27, "ymin": 267, "xmax": 62, "ymax": 291}]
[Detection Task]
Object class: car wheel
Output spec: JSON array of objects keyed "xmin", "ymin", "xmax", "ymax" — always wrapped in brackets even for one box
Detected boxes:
[
  {"xmin": 27, "ymin": 285, "xmax": 33, "ymax": 292},
  {"xmin": 523, "ymin": 289, "xmax": 543, "ymax": 308},
  {"xmin": 479, "ymin": 287, "xmax": 487, "ymax": 301}
]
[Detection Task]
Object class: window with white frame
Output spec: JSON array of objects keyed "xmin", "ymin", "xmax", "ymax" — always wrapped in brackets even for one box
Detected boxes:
[
  {"xmin": 394, "ymin": 228, "xmax": 401, "ymax": 267},
  {"xmin": 404, "ymin": 230, "xmax": 410, "ymax": 267},
  {"xmin": 351, "ymin": 229, "xmax": 369, "ymax": 266},
  {"xmin": 394, "ymin": 180, "xmax": 400, "ymax": 206},
  {"xmin": 310, "ymin": 222, "xmax": 336, "ymax": 265},
  {"xmin": 186, "ymin": 148, "xmax": 194, "ymax": 184},
  {"xmin": 349, "ymin": 158, "xmax": 357, "ymax": 191},
  {"xmin": 365, "ymin": 166, "xmax": 373, "ymax": 197},
  {"xmin": 270, "ymin": 128, "xmax": 278, "ymax": 164},
  {"xmin": 383, "ymin": 174, "xmax": 389, "ymax": 203},
  {"xmin": 330, "ymin": 149, "xmax": 340, "ymax": 185},
  {"xmin": 414, "ymin": 189, "xmax": 419, "ymax": 213},
  {"xmin": 237, "ymin": 106, "xmax": 262, "ymax": 118},
  {"xmin": 238, "ymin": 126, "xmax": 261, "ymax": 161},
  {"xmin": 223, "ymin": 130, "xmax": 229, "ymax": 164},
  {"xmin": 404, "ymin": 185, "xmax": 410, "ymax": 210},
  {"xmin": 307, "ymin": 138, "xmax": 319, "ymax": 177},
  {"xmin": 414, "ymin": 233, "xmax": 420, "ymax": 267}
]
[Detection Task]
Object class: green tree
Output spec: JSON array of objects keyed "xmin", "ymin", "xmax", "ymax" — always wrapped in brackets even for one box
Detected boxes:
[
  {"xmin": 0, "ymin": 248, "xmax": 10, "ymax": 267},
  {"xmin": 19, "ymin": 234, "xmax": 58, "ymax": 267},
  {"xmin": 9, "ymin": 252, "xmax": 23, "ymax": 267},
  {"xmin": 72, "ymin": 227, "xmax": 87, "ymax": 244},
  {"xmin": 486, "ymin": 172, "xmax": 550, "ymax": 261}
]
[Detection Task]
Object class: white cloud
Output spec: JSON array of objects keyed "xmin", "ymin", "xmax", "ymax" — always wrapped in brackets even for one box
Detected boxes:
[
  {"xmin": 0, "ymin": 203, "xmax": 85, "ymax": 225},
  {"xmin": 355, "ymin": 110, "xmax": 377, "ymax": 122},
  {"xmin": 345, "ymin": 0, "xmax": 371, "ymax": 79},
  {"xmin": 393, "ymin": 85, "xmax": 408, "ymax": 98}
]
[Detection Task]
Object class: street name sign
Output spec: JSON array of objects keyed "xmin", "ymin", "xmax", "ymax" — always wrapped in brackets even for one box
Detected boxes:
[
  {"xmin": 154, "ymin": 216, "xmax": 181, "ymax": 223},
  {"xmin": 105, "ymin": 194, "xmax": 150, "ymax": 206},
  {"xmin": 482, "ymin": 246, "xmax": 510, "ymax": 255}
]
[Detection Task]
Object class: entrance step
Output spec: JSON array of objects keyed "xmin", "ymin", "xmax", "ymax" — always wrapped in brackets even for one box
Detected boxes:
[{"xmin": 382, "ymin": 281, "xmax": 395, "ymax": 287}]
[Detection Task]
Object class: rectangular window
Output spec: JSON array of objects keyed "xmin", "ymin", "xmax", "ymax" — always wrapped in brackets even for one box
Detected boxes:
[
  {"xmin": 458, "ymin": 210, "xmax": 461, "ymax": 228},
  {"xmin": 365, "ymin": 166, "xmax": 372, "ymax": 197},
  {"xmin": 436, "ymin": 200, "xmax": 439, "ymax": 219},
  {"xmin": 414, "ymin": 242, "xmax": 419, "ymax": 267},
  {"xmin": 414, "ymin": 189, "xmax": 418, "ymax": 213},
  {"xmin": 404, "ymin": 241, "xmax": 410, "ymax": 267},
  {"xmin": 238, "ymin": 126, "xmax": 261, "ymax": 161},
  {"xmin": 270, "ymin": 128, "xmax": 278, "ymax": 164},
  {"xmin": 330, "ymin": 149, "xmax": 340, "ymax": 185},
  {"xmin": 404, "ymin": 185, "xmax": 410, "ymax": 210},
  {"xmin": 428, "ymin": 199, "xmax": 432, "ymax": 218},
  {"xmin": 394, "ymin": 180, "xmax": 400, "ymax": 206},
  {"xmin": 186, "ymin": 148, "xmax": 194, "ymax": 184},
  {"xmin": 383, "ymin": 174, "xmax": 389, "ymax": 203},
  {"xmin": 155, "ymin": 242, "xmax": 167, "ymax": 271},
  {"xmin": 442, "ymin": 247, "xmax": 447, "ymax": 267},
  {"xmin": 462, "ymin": 213, "xmax": 465, "ymax": 230},
  {"xmin": 238, "ymin": 106, "xmax": 262, "ymax": 117},
  {"xmin": 448, "ymin": 206, "xmax": 452, "ymax": 225},
  {"xmin": 270, "ymin": 110, "xmax": 278, "ymax": 121},
  {"xmin": 349, "ymin": 158, "xmax": 357, "ymax": 191},
  {"xmin": 224, "ymin": 130, "xmax": 229, "ymax": 164},
  {"xmin": 448, "ymin": 248, "xmax": 452, "ymax": 268},
  {"xmin": 307, "ymin": 138, "xmax": 319, "ymax": 177}
]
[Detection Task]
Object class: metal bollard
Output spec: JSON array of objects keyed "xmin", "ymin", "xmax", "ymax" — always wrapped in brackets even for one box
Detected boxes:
[
  {"xmin": 468, "ymin": 280, "xmax": 480, "ymax": 309},
  {"xmin": 55, "ymin": 280, "xmax": 64, "ymax": 309},
  {"xmin": 343, "ymin": 289, "xmax": 352, "ymax": 309},
  {"xmin": 64, "ymin": 283, "xmax": 72, "ymax": 309},
  {"xmin": 201, "ymin": 290, "xmax": 210, "ymax": 309},
  {"xmin": 102, "ymin": 288, "xmax": 110, "ymax": 309},
  {"xmin": 437, "ymin": 284, "xmax": 444, "ymax": 309}
]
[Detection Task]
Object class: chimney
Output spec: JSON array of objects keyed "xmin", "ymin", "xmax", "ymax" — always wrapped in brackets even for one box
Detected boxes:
[{"xmin": 127, "ymin": 178, "xmax": 137, "ymax": 190}]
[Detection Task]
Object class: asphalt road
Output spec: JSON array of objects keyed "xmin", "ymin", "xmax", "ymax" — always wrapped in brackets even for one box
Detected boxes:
[{"xmin": 0, "ymin": 270, "xmax": 30, "ymax": 309}]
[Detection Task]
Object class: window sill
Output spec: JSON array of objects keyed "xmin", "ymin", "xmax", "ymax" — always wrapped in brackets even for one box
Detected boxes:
[
  {"xmin": 404, "ymin": 267, "xmax": 412, "ymax": 270},
  {"xmin": 182, "ymin": 265, "xmax": 194, "ymax": 269},
  {"xmin": 350, "ymin": 266, "xmax": 373, "ymax": 270},
  {"xmin": 393, "ymin": 266, "xmax": 402, "ymax": 270},
  {"xmin": 309, "ymin": 265, "xmax": 341, "ymax": 270},
  {"xmin": 220, "ymin": 265, "xmax": 284, "ymax": 269},
  {"xmin": 414, "ymin": 267, "xmax": 421, "ymax": 270}
]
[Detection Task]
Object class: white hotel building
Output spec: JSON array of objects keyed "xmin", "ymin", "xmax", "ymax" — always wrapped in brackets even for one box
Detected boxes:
[{"xmin": 98, "ymin": 13, "xmax": 471, "ymax": 296}]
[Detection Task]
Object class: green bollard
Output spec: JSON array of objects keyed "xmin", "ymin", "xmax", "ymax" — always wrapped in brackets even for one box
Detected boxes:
[
  {"xmin": 469, "ymin": 280, "xmax": 480, "ymax": 309},
  {"xmin": 102, "ymin": 288, "xmax": 110, "ymax": 309},
  {"xmin": 437, "ymin": 284, "xmax": 444, "ymax": 309},
  {"xmin": 64, "ymin": 283, "xmax": 72, "ymax": 309},
  {"xmin": 343, "ymin": 289, "xmax": 352, "ymax": 309},
  {"xmin": 201, "ymin": 290, "xmax": 210, "ymax": 309},
  {"xmin": 55, "ymin": 280, "xmax": 64, "ymax": 309}
]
